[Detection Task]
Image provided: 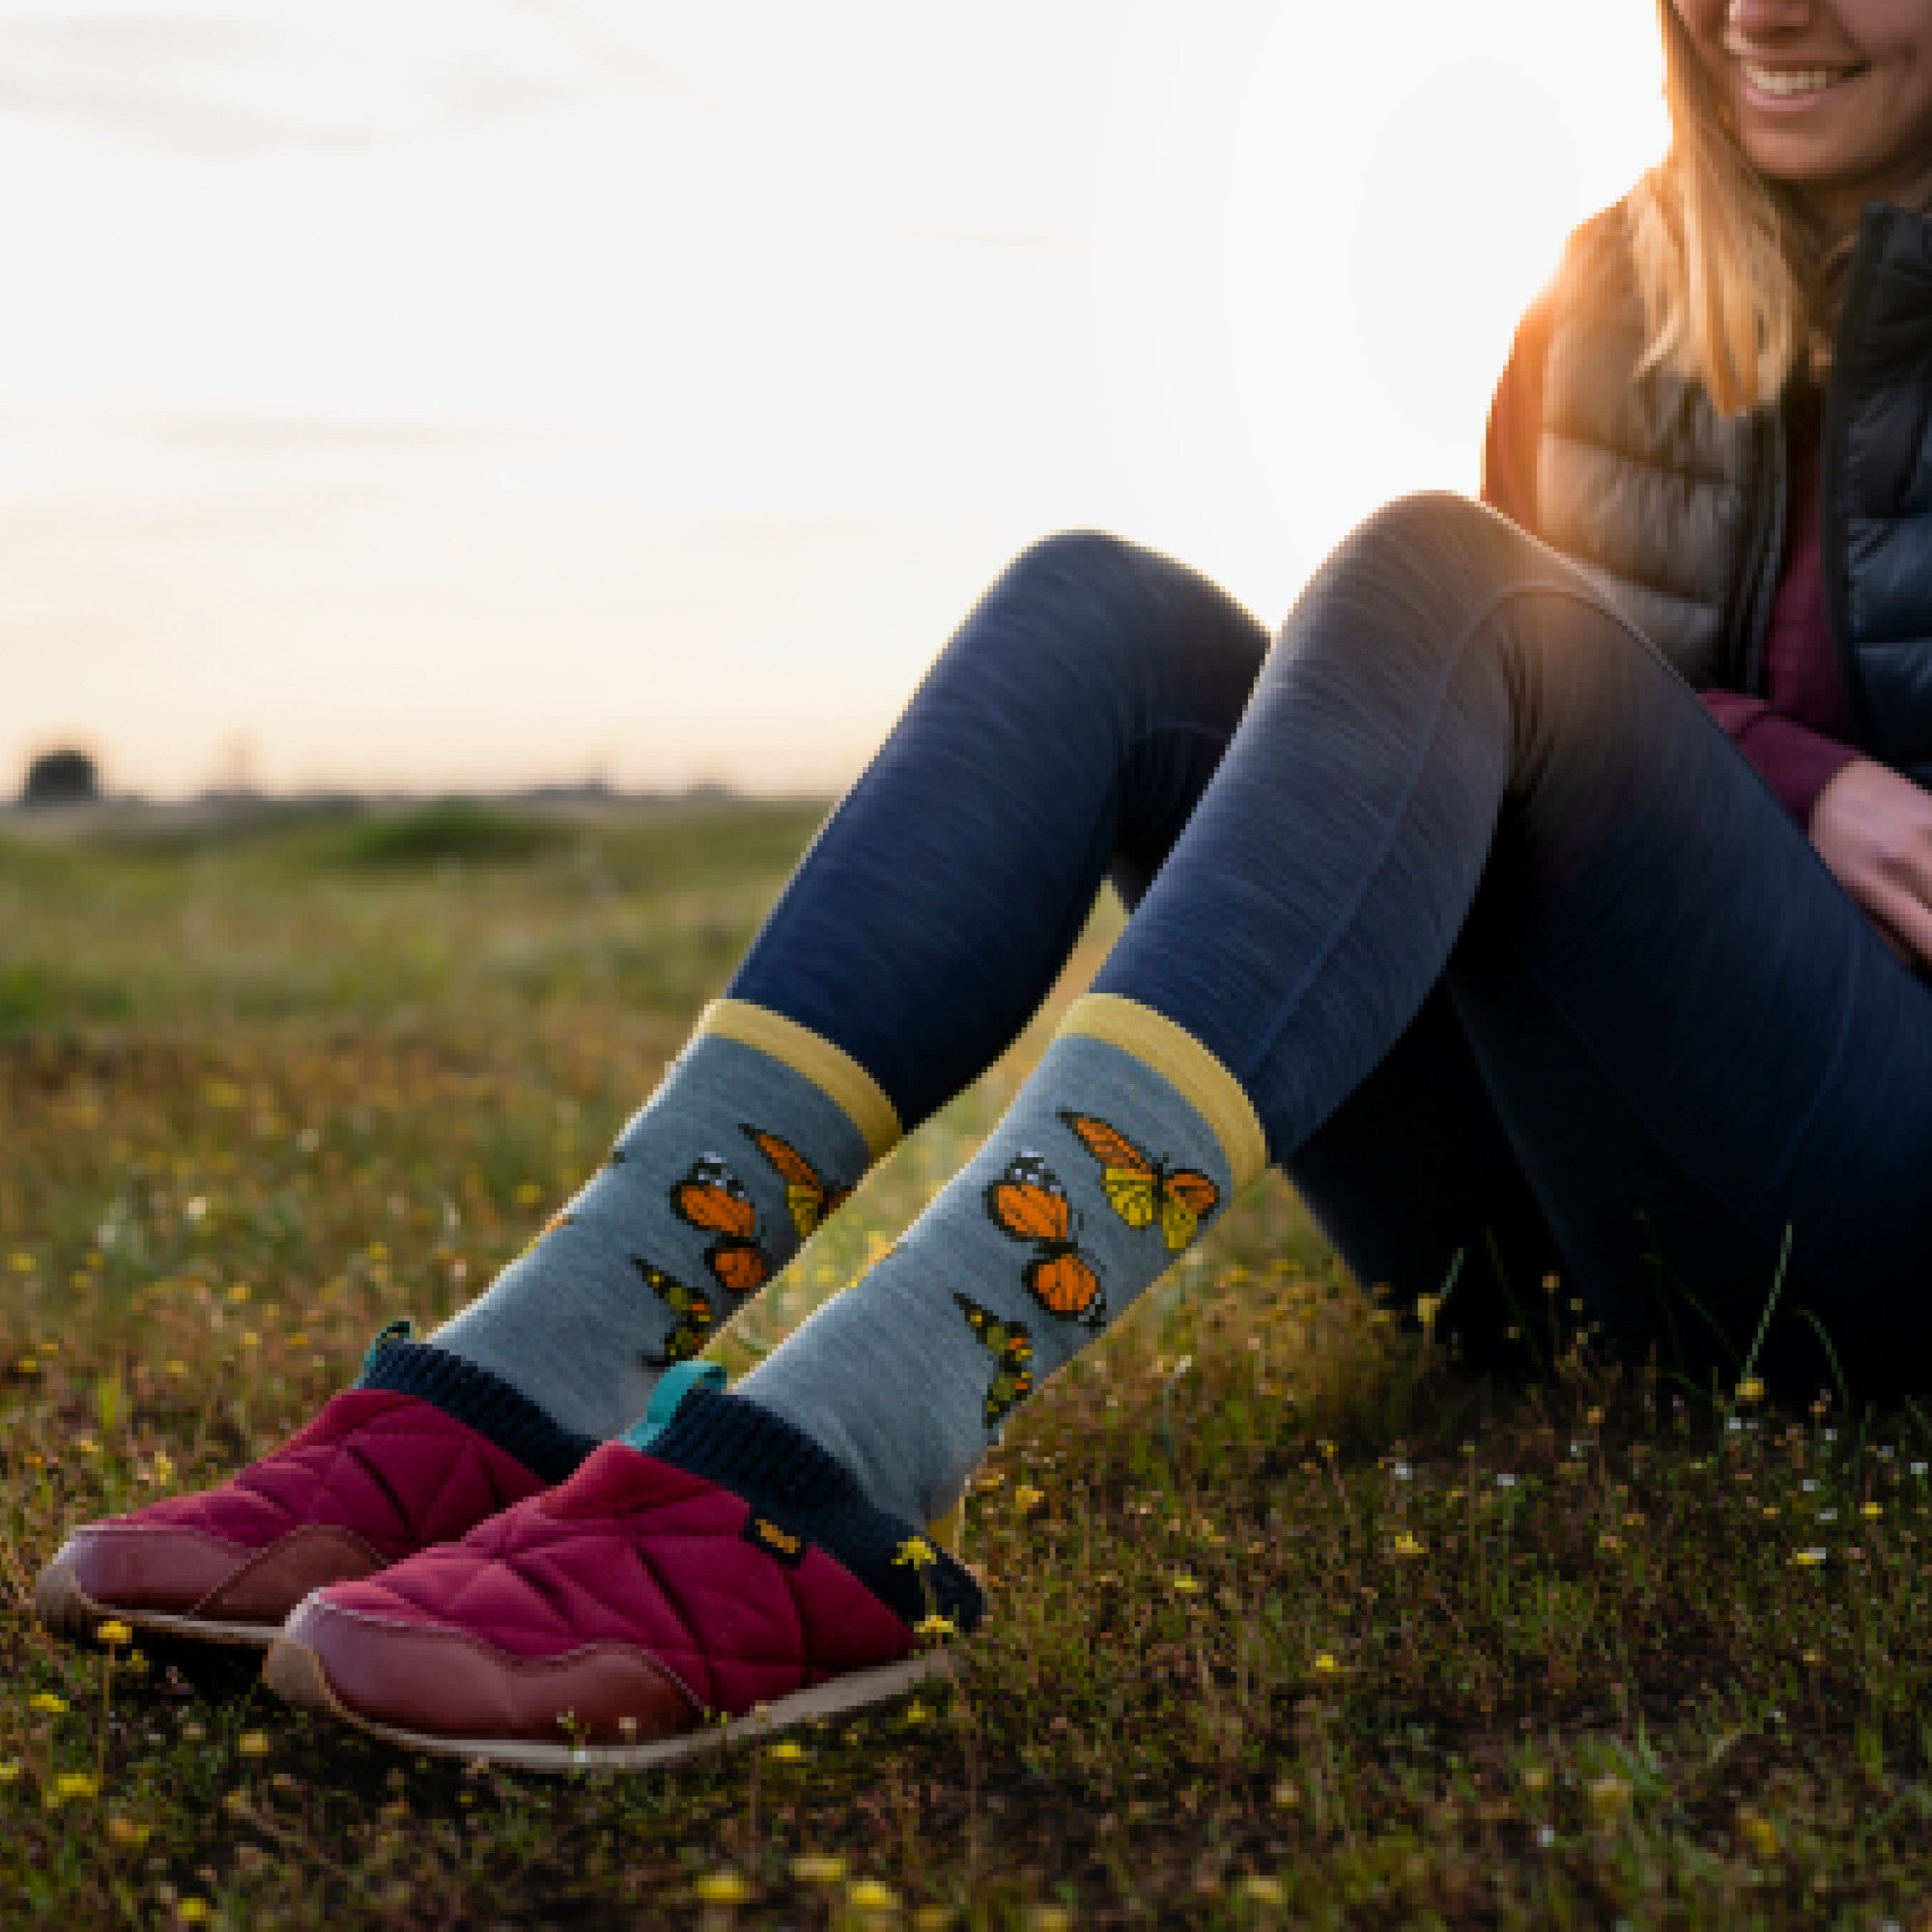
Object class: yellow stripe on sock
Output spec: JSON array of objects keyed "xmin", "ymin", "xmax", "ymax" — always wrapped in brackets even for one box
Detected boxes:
[
  {"xmin": 1055, "ymin": 993, "xmax": 1268, "ymax": 1191},
  {"xmin": 696, "ymin": 999, "xmax": 902, "ymax": 1163}
]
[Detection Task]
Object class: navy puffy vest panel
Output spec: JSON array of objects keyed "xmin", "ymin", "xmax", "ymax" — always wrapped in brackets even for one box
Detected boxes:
[
  {"xmin": 1538, "ymin": 296, "xmax": 1755, "ymax": 693},
  {"xmin": 1830, "ymin": 206, "xmax": 1932, "ymax": 781},
  {"xmin": 1533, "ymin": 200, "xmax": 1932, "ymax": 791}
]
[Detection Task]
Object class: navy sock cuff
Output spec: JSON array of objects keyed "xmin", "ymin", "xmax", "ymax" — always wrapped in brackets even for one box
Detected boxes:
[
  {"xmin": 356, "ymin": 1339, "xmax": 601, "ymax": 1487},
  {"xmin": 645, "ymin": 1387, "xmax": 986, "ymax": 1632}
]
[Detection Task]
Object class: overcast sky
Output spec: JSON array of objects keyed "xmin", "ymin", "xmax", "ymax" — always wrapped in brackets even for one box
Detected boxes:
[{"xmin": 0, "ymin": 1, "xmax": 1666, "ymax": 799}]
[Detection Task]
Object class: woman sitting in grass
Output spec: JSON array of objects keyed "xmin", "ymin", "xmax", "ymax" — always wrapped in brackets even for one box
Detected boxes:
[{"xmin": 36, "ymin": 0, "xmax": 1932, "ymax": 1767}]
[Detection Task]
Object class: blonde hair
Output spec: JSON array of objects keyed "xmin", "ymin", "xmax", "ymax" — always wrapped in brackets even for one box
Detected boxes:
[{"xmin": 1622, "ymin": 0, "xmax": 1932, "ymax": 415}]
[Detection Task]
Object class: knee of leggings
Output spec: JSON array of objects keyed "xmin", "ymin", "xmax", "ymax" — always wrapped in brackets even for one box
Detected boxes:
[
  {"xmin": 1293, "ymin": 491, "xmax": 1539, "ymax": 655},
  {"xmin": 1004, "ymin": 527, "xmax": 1143, "ymax": 589},
  {"xmin": 1341, "ymin": 490, "xmax": 1508, "ymax": 575},
  {"xmin": 945, "ymin": 526, "xmax": 1198, "ymax": 701}
]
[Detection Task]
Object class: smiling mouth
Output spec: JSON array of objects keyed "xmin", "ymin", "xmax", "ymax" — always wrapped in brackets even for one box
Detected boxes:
[{"xmin": 1740, "ymin": 61, "xmax": 1868, "ymax": 99}]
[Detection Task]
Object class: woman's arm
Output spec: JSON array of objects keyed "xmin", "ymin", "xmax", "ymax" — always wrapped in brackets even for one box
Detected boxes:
[{"xmin": 1699, "ymin": 693, "xmax": 1862, "ymax": 832}]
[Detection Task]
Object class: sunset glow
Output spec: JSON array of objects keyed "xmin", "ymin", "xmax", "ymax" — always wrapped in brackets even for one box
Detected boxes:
[{"xmin": 0, "ymin": 2, "xmax": 1668, "ymax": 799}]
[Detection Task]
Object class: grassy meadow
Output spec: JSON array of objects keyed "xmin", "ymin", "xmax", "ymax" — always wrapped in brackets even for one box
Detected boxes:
[{"xmin": 4, "ymin": 798, "xmax": 1932, "ymax": 1928}]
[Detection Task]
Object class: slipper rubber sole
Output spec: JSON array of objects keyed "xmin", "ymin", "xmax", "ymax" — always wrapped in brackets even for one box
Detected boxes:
[{"xmin": 262, "ymin": 1635, "xmax": 952, "ymax": 1772}]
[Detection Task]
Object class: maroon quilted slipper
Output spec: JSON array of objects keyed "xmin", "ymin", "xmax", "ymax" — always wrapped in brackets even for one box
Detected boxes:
[
  {"xmin": 263, "ymin": 1387, "xmax": 985, "ymax": 1770},
  {"xmin": 35, "ymin": 1325, "xmax": 595, "ymax": 1649}
]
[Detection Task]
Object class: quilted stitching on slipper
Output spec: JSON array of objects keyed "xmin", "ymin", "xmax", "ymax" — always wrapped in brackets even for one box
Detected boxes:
[
  {"xmin": 316, "ymin": 1446, "xmax": 915, "ymax": 1719},
  {"xmin": 99, "ymin": 1391, "xmax": 548, "ymax": 1557}
]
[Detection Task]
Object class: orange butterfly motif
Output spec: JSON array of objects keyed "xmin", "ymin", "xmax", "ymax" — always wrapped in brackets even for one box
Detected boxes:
[
  {"xmin": 669, "ymin": 1153, "xmax": 771, "ymax": 1295},
  {"xmin": 1058, "ymin": 1111, "xmax": 1221, "ymax": 1253},
  {"xmin": 742, "ymin": 1124, "xmax": 853, "ymax": 1239},
  {"xmin": 981, "ymin": 1151, "xmax": 1106, "ymax": 1327}
]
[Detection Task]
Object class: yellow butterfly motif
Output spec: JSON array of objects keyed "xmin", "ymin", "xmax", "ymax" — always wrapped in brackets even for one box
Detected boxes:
[{"xmin": 1058, "ymin": 1111, "xmax": 1221, "ymax": 1254}]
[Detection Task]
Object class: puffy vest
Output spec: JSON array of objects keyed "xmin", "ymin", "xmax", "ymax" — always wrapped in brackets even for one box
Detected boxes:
[{"xmin": 1535, "ymin": 199, "xmax": 1932, "ymax": 789}]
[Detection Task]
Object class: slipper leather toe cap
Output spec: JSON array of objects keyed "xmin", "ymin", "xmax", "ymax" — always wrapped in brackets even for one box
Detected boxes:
[
  {"xmin": 277, "ymin": 1590, "xmax": 702, "ymax": 1747},
  {"xmin": 38, "ymin": 1520, "xmax": 385, "ymax": 1636}
]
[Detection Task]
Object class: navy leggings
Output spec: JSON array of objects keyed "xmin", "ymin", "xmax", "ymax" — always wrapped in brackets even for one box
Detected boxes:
[{"xmin": 730, "ymin": 494, "xmax": 1932, "ymax": 1399}]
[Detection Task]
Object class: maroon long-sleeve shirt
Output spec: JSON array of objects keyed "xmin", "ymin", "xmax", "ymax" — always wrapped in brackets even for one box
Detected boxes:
[{"xmin": 1479, "ymin": 308, "xmax": 1861, "ymax": 832}]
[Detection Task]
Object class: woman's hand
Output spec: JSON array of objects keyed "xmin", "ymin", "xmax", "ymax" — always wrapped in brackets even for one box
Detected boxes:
[{"xmin": 1809, "ymin": 756, "xmax": 1932, "ymax": 975}]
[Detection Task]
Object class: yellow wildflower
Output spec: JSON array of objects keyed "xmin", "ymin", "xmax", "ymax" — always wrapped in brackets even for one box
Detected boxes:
[
  {"xmin": 848, "ymin": 1878, "xmax": 900, "ymax": 1914},
  {"xmin": 894, "ymin": 1536, "xmax": 937, "ymax": 1570},
  {"xmin": 1862, "ymin": 1501, "xmax": 1883, "ymax": 1520},
  {"xmin": 1736, "ymin": 1378, "xmax": 1766, "ymax": 1405},
  {"xmin": 1238, "ymin": 1876, "xmax": 1287, "ymax": 1906},
  {"xmin": 1415, "ymin": 1293, "xmax": 1442, "ymax": 1328},
  {"xmin": 1738, "ymin": 1807, "xmax": 1781, "ymax": 1859},
  {"xmin": 51, "ymin": 1771, "xmax": 99, "ymax": 1803},
  {"xmin": 176, "ymin": 1903, "xmax": 213, "ymax": 1926},
  {"xmin": 766, "ymin": 1739, "xmax": 807, "ymax": 1763},
  {"xmin": 237, "ymin": 1731, "xmax": 271, "ymax": 1759},
  {"xmin": 791, "ymin": 1854, "xmax": 846, "ymax": 1885},
  {"xmin": 1587, "ymin": 1774, "xmax": 1633, "ymax": 1823},
  {"xmin": 1392, "ymin": 1531, "xmax": 1426, "ymax": 1560},
  {"xmin": 915, "ymin": 1613, "xmax": 958, "ymax": 1641},
  {"xmin": 1028, "ymin": 1907, "xmax": 1075, "ymax": 1931},
  {"xmin": 0, "ymin": 1761, "xmax": 20, "ymax": 1784},
  {"xmin": 96, "ymin": 1620, "xmax": 132, "ymax": 1647},
  {"xmin": 29, "ymin": 1691, "xmax": 68, "ymax": 1716},
  {"xmin": 693, "ymin": 1870, "xmax": 752, "ymax": 1906},
  {"xmin": 1792, "ymin": 1548, "xmax": 1828, "ymax": 1567},
  {"xmin": 225, "ymin": 1283, "xmax": 251, "ymax": 1304},
  {"xmin": 1171, "ymin": 1574, "xmax": 1203, "ymax": 1595},
  {"xmin": 1012, "ymin": 1484, "xmax": 1046, "ymax": 1512},
  {"xmin": 1312, "ymin": 1652, "xmax": 1339, "ymax": 1674},
  {"xmin": 106, "ymin": 1814, "xmax": 149, "ymax": 1848}
]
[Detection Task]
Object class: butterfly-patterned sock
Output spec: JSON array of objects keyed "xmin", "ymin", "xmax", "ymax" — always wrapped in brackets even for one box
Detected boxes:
[
  {"xmin": 732, "ymin": 993, "xmax": 1268, "ymax": 1526},
  {"xmin": 425, "ymin": 999, "xmax": 899, "ymax": 1439}
]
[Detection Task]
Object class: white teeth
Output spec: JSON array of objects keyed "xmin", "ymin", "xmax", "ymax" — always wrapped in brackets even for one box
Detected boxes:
[{"xmin": 1743, "ymin": 63, "xmax": 1857, "ymax": 97}]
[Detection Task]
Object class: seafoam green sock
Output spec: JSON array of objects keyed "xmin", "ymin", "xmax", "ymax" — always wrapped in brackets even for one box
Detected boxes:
[
  {"xmin": 735, "ymin": 994, "xmax": 1269, "ymax": 1524},
  {"xmin": 428, "ymin": 999, "xmax": 899, "ymax": 1438}
]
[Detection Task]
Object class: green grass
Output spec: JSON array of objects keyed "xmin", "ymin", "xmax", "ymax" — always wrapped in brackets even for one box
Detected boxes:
[{"xmin": 3, "ymin": 800, "xmax": 1932, "ymax": 1927}]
